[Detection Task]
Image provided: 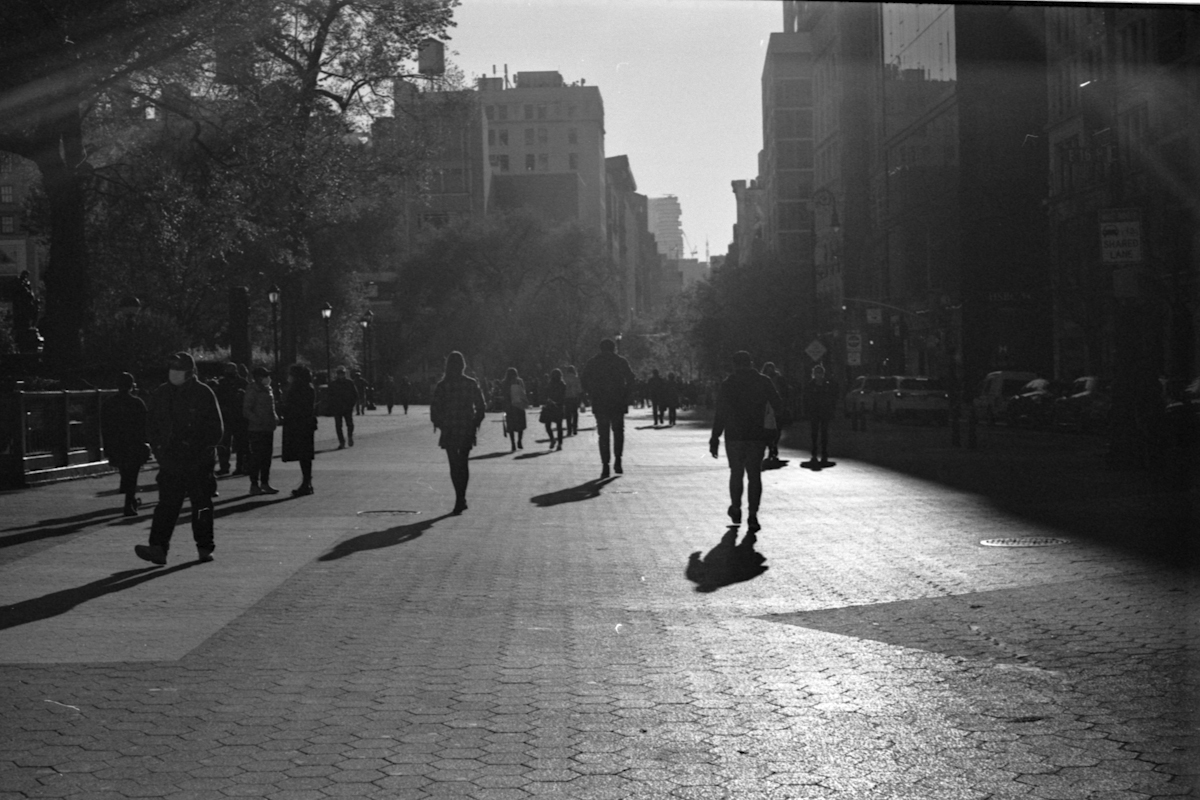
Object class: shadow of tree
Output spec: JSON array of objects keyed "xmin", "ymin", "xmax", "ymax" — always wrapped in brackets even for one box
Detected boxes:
[
  {"xmin": 685, "ymin": 528, "xmax": 768, "ymax": 593},
  {"xmin": 318, "ymin": 513, "xmax": 454, "ymax": 561},
  {"xmin": 0, "ymin": 563, "xmax": 198, "ymax": 630},
  {"xmin": 530, "ymin": 477, "xmax": 617, "ymax": 507}
]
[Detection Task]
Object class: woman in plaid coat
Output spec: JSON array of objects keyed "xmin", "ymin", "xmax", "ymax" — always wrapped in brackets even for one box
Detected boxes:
[{"xmin": 430, "ymin": 351, "xmax": 488, "ymax": 515}]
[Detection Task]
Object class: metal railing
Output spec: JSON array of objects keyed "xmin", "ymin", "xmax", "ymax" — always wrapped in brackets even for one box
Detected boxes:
[{"xmin": 0, "ymin": 385, "xmax": 114, "ymax": 486}]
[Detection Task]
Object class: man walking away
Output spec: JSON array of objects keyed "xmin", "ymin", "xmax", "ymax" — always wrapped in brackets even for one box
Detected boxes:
[
  {"xmin": 213, "ymin": 362, "xmax": 246, "ymax": 475},
  {"xmin": 328, "ymin": 366, "xmax": 359, "ymax": 448},
  {"xmin": 804, "ymin": 363, "xmax": 839, "ymax": 468},
  {"xmin": 647, "ymin": 368, "xmax": 666, "ymax": 425},
  {"xmin": 709, "ymin": 351, "xmax": 783, "ymax": 532},
  {"xmin": 581, "ymin": 338, "xmax": 636, "ymax": 478},
  {"xmin": 102, "ymin": 372, "xmax": 149, "ymax": 516},
  {"xmin": 135, "ymin": 353, "xmax": 224, "ymax": 565}
]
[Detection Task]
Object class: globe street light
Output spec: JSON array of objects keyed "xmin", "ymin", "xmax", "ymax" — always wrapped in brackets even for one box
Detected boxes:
[
  {"xmin": 268, "ymin": 285, "xmax": 281, "ymax": 376},
  {"xmin": 321, "ymin": 303, "xmax": 333, "ymax": 383}
]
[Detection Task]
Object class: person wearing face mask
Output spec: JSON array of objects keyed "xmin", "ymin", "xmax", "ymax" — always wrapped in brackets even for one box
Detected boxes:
[
  {"xmin": 243, "ymin": 366, "xmax": 280, "ymax": 495},
  {"xmin": 134, "ymin": 352, "xmax": 224, "ymax": 565}
]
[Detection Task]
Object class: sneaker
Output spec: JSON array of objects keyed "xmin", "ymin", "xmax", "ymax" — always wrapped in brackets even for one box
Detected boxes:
[
  {"xmin": 601, "ymin": 464, "xmax": 611, "ymax": 479},
  {"xmin": 197, "ymin": 546, "xmax": 214, "ymax": 563},
  {"xmin": 747, "ymin": 515, "xmax": 761, "ymax": 533},
  {"xmin": 134, "ymin": 544, "xmax": 167, "ymax": 565},
  {"xmin": 291, "ymin": 484, "xmax": 314, "ymax": 497},
  {"xmin": 259, "ymin": 484, "xmax": 280, "ymax": 495},
  {"xmin": 614, "ymin": 458, "xmax": 623, "ymax": 474},
  {"xmin": 337, "ymin": 442, "xmax": 346, "ymax": 450},
  {"xmin": 348, "ymin": 436, "xmax": 354, "ymax": 447},
  {"xmin": 249, "ymin": 484, "xmax": 263, "ymax": 496},
  {"xmin": 727, "ymin": 505, "xmax": 742, "ymax": 524}
]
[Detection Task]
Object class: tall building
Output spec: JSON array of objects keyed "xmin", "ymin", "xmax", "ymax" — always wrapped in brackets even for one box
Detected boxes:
[
  {"xmin": 479, "ymin": 71, "xmax": 607, "ymax": 236},
  {"xmin": 647, "ymin": 195, "xmax": 685, "ymax": 259}
]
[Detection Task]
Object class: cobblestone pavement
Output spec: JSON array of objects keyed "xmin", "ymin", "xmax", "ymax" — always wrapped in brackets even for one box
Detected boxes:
[{"xmin": 1, "ymin": 408, "xmax": 1196, "ymax": 799}]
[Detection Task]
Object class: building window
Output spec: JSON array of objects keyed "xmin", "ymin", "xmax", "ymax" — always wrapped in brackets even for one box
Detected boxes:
[
  {"xmin": 487, "ymin": 129, "xmax": 495, "ymax": 146},
  {"xmin": 569, "ymin": 153, "xmax": 578, "ymax": 171},
  {"xmin": 568, "ymin": 128, "xmax": 578, "ymax": 145},
  {"xmin": 525, "ymin": 154, "xmax": 536, "ymax": 171},
  {"xmin": 524, "ymin": 104, "xmax": 533, "ymax": 120},
  {"xmin": 537, "ymin": 128, "xmax": 548, "ymax": 144},
  {"xmin": 499, "ymin": 155, "xmax": 509, "ymax": 172},
  {"xmin": 538, "ymin": 153, "xmax": 548, "ymax": 171},
  {"xmin": 499, "ymin": 129, "xmax": 508, "ymax": 146},
  {"xmin": 497, "ymin": 105, "xmax": 508, "ymax": 121},
  {"xmin": 524, "ymin": 128, "xmax": 535, "ymax": 146},
  {"xmin": 1, "ymin": 216, "xmax": 14, "ymax": 234},
  {"xmin": 537, "ymin": 104, "xmax": 547, "ymax": 119},
  {"xmin": 0, "ymin": 185, "xmax": 12, "ymax": 204},
  {"xmin": 485, "ymin": 105, "xmax": 494, "ymax": 121}
]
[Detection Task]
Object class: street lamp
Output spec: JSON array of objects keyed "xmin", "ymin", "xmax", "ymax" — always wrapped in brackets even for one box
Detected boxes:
[
  {"xmin": 321, "ymin": 303, "xmax": 333, "ymax": 383},
  {"xmin": 359, "ymin": 310, "xmax": 373, "ymax": 384},
  {"xmin": 268, "ymin": 284, "xmax": 281, "ymax": 376},
  {"xmin": 615, "ymin": 331, "xmax": 622, "ymax": 353}
]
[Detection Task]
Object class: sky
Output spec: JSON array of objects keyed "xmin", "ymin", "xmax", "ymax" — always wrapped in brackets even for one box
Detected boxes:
[{"xmin": 443, "ymin": 0, "xmax": 783, "ymax": 261}]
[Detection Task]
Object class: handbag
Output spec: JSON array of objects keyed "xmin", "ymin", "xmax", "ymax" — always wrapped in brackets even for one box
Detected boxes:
[{"xmin": 764, "ymin": 402, "xmax": 777, "ymax": 431}]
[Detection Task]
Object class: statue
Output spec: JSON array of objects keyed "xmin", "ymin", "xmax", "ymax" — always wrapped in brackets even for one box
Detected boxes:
[{"xmin": 12, "ymin": 270, "xmax": 43, "ymax": 353}]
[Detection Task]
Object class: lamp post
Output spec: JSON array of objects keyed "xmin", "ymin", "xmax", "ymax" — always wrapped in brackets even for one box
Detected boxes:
[
  {"xmin": 615, "ymin": 331, "xmax": 622, "ymax": 353},
  {"xmin": 268, "ymin": 284, "xmax": 281, "ymax": 376},
  {"xmin": 321, "ymin": 303, "xmax": 333, "ymax": 383},
  {"xmin": 360, "ymin": 310, "xmax": 373, "ymax": 385}
]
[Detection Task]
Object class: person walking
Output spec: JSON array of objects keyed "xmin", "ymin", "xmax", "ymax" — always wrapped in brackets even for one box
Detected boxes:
[
  {"xmin": 761, "ymin": 361, "xmax": 791, "ymax": 463},
  {"xmin": 430, "ymin": 351, "xmax": 488, "ymax": 514},
  {"xmin": 562, "ymin": 365, "xmax": 583, "ymax": 436},
  {"xmin": 709, "ymin": 351, "xmax": 783, "ymax": 532},
  {"xmin": 134, "ymin": 353, "xmax": 224, "ymax": 565},
  {"xmin": 243, "ymin": 366, "xmax": 280, "ymax": 495},
  {"xmin": 328, "ymin": 366, "xmax": 358, "ymax": 448},
  {"xmin": 664, "ymin": 372, "xmax": 681, "ymax": 426},
  {"xmin": 501, "ymin": 367, "xmax": 528, "ymax": 451},
  {"xmin": 541, "ymin": 368, "xmax": 566, "ymax": 450},
  {"xmin": 213, "ymin": 362, "xmax": 247, "ymax": 475},
  {"xmin": 647, "ymin": 368, "xmax": 666, "ymax": 426},
  {"xmin": 381, "ymin": 375, "xmax": 396, "ymax": 414},
  {"xmin": 353, "ymin": 370, "xmax": 369, "ymax": 415},
  {"xmin": 101, "ymin": 372, "xmax": 149, "ymax": 516},
  {"xmin": 281, "ymin": 364, "xmax": 318, "ymax": 496},
  {"xmin": 397, "ymin": 375, "xmax": 411, "ymax": 414},
  {"xmin": 581, "ymin": 338, "xmax": 636, "ymax": 478},
  {"xmin": 804, "ymin": 363, "xmax": 839, "ymax": 468}
]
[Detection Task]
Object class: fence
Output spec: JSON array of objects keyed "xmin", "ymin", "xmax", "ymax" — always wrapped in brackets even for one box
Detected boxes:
[{"xmin": 0, "ymin": 385, "xmax": 115, "ymax": 486}]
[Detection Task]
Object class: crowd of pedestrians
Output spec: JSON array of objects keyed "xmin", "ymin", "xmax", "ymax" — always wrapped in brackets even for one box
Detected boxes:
[{"xmin": 101, "ymin": 341, "xmax": 838, "ymax": 566}]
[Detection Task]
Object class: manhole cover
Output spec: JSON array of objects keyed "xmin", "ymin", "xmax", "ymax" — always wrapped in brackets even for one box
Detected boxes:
[
  {"xmin": 980, "ymin": 536, "xmax": 1070, "ymax": 548},
  {"xmin": 357, "ymin": 510, "xmax": 421, "ymax": 516}
]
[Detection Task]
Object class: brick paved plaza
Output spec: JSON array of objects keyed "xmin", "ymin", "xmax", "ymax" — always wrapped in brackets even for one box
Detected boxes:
[{"xmin": 1, "ymin": 408, "xmax": 1196, "ymax": 799}]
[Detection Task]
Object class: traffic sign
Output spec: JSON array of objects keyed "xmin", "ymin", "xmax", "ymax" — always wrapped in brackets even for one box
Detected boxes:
[
  {"xmin": 1099, "ymin": 209, "xmax": 1142, "ymax": 264},
  {"xmin": 805, "ymin": 340, "xmax": 826, "ymax": 362},
  {"xmin": 845, "ymin": 332, "xmax": 862, "ymax": 353},
  {"xmin": 866, "ymin": 307, "xmax": 883, "ymax": 325}
]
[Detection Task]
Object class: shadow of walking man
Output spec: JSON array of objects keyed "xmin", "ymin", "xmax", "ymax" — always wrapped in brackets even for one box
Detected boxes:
[
  {"xmin": 319, "ymin": 513, "xmax": 455, "ymax": 561},
  {"xmin": 531, "ymin": 477, "xmax": 618, "ymax": 507},
  {"xmin": 685, "ymin": 528, "xmax": 768, "ymax": 593},
  {"xmin": 0, "ymin": 564, "xmax": 197, "ymax": 630}
]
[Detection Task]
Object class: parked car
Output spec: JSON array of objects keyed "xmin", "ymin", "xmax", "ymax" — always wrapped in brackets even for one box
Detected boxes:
[
  {"xmin": 1053, "ymin": 376, "xmax": 1112, "ymax": 432},
  {"xmin": 1007, "ymin": 378, "xmax": 1070, "ymax": 427},
  {"xmin": 972, "ymin": 370, "xmax": 1041, "ymax": 425},
  {"xmin": 844, "ymin": 375, "xmax": 892, "ymax": 417},
  {"xmin": 877, "ymin": 376, "xmax": 950, "ymax": 424}
]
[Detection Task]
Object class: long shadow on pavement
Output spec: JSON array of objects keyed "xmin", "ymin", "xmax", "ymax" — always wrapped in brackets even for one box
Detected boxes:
[
  {"xmin": 1, "ymin": 508, "xmax": 128, "ymax": 549},
  {"xmin": 685, "ymin": 527, "xmax": 768, "ymax": 593},
  {"xmin": 318, "ymin": 513, "xmax": 455, "ymax": 561},
  {"xmin": 515, "ymin": 450, "xmax": 555, "ymax": 460},
  {"xmin": 531, "ymin": 477, "xmax": 617, "ymax": 507},
  {"xmin": 0, "ymin": 563, "xmax": 198, "ymax": 630},
  {"xmin": 470, "ymin": 450, "xmax": 512, "ymax": 460}
]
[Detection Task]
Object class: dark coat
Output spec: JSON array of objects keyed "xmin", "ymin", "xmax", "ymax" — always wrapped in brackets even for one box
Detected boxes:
[
  {"xmin": 102, "ymin": 391, "xmax": 148, "ymax": 467},
  {"xmin": 146, "ymin": 377, "xmax": 224, "ymax": 474},
  {"xmin": 328, "ymin": 376, "xmax": 358, "ymax": 414},
  {"xmin": 431, "ymin": 373, "xmax": 487, "ymax": 450},
  {"xmin": 281, "ymin": 382, "xmax": 317, "ymax": 462},
  {"xmin": 581, "ymin": 351, "xmax": 636, "ymax": 416},
  {"xmin": 215, "ymin": 375, "xmax": 248, "ymax": 432},
  {"xmin": 805, "ymin": 378, "xmax": 839, "ymax": 420},
  {"xmin": 711, "ymin": 367, "xmax": 784, "ymax": 443}
]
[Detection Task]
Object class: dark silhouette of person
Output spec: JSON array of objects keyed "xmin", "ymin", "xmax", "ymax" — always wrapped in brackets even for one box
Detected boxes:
[
  {"xmin": 381, "ymin": 375, "xmax": 396, "ymax": 414},
  {"xmin": 328, "ymin": 366, "xmax": 359, "ymax": 448},
  {"xmin": 710, "ymin": 350, "xmax": 783, "ymax": 531},
  {"xmin": 664, "ymin": 372, "xmax": 681, "ymax": 426},
  {"xmin": 804, "ymin": 363, "xmax": 839, "ymax": 467},
  {"xmin": 281, "ymin": 364, "xmax": 317, "ymax": 496},
  {"xmin": 581, "ymin": 338, "xmax": 636, "ymax": 478},
  {"xmin": 563, "ymin": 366, "xmax": 583, "ymax": 435},
  {"xmin": 135, "ymin": 352, "xmax": 223, "ymax": 565},
  {"xmin": 397, "ymin": 375, "xmax": 411, "ymax": 414},
  {"xmin": 647, "ymin": 368, "xmax": 666, "ymax": 425},
  {"xmin": 243, "ymin": 366, "xmax": 279, "ymax": 495},
  {"xmin": 685, "ymin": 528, "xmax": 768, "ymax": 592},
  {"xmin": 213, "ymin": 362, "xmax": 247, "ymax": 475},
  {"xmin": 541, "ymin": 368, "xmax": 567, "ymax": 450},
  {"xmin": 430, "ymin": 351, "xmax": 488, "ymax": 514},
  {"xmin": 101, "ymin": 372, "xmax": 148, "ymax": 516},
  {"xmin": 761, "ymin": 361, "xmax": 791, "ymax": 462},
  {"xmin": 501, "ymin": 367, "xmax": 528, "ymax": 451}
]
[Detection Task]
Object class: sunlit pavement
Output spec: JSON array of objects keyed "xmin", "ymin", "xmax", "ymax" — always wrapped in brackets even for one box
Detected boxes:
[{"xmin": 0, "ymin": 406, "xmax": 1196, "ymax": 799}]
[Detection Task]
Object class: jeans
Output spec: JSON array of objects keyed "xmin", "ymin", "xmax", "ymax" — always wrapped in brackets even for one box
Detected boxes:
[
  {"xmin": 594, "ymin": 413, "xmax": 625, "ymax": 465},
  {"xmin": 724, "ymin": 439, "xmax": 766, "ymax": 516},
  {"xmin": 149, "ymin": 464, "xmax": 215, "ymax": 553},
  {"xmin": 564, "ymin": 398, "xmax": 580, "ymax": 435},
  {"xmin": 334, "ymin": 412, "xmax": 354, "ymax": 444},
  {"xmin": 247, "ymin": 431, "xmax": 274, "ymax": 485}
]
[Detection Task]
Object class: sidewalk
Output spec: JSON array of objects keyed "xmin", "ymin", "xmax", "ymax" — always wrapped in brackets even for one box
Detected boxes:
[{"xmin": 1, "ymin": 406, "xmax": 1196, "ymax": 799}]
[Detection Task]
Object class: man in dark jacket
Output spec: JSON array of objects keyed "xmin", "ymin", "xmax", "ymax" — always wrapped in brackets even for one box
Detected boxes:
[
  {"xmin": 647, "ymin": 369, "xmax": 666, "ymax": 425},
  {"xmin": 804, "ymin": 363, "xmax": 839, "ymax": 467},
  {"xmin": 328, "ymin": 367, "xmax": 359, "ymax": 448},
  {"xmin": 135, "ymin": 352, "xmax": 224, "ymax": 565},
  {"xmin": 709, "ymin": 351, "xmax": 783, "ymax": 532},
  {"xmin": 213, "ymin": 362, "xmax": 247, "ymax": 475},
  {"xmin": 581, "ymin": 338, "xmax": 636, "ymax": 478},
  {"xmin": 102, "ymin": 372, "xmax": 148, "ymax": 516}
]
